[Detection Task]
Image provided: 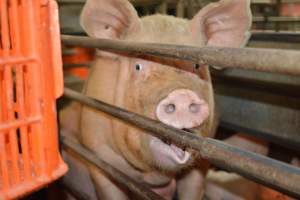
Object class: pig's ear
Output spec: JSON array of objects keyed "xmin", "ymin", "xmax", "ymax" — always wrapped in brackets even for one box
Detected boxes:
[
  {"xmin": 80, "ymin": 0, "xmax": 140, "ymax": 39},
  {"xmin": 189, "ymin": 0, "xmax": 252, "ymax": 47}
]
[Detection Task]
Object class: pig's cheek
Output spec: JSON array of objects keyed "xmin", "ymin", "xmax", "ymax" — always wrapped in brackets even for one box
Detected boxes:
[{"xmin": 126, "ymin": 128, "xmax": 143, "ymax": 156}]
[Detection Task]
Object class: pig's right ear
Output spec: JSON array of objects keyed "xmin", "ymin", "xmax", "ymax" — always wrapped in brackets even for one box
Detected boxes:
[
  {"xmin": 189, "ymin": 0, "xmax": 252, "ymax": 48},
  {"xmin": 80, "ymin": 0, "xmax": 141, "ymax": 39}
]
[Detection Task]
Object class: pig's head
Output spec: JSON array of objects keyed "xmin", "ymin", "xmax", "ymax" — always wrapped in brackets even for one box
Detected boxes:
[{"xmin": 80, "ymin": 0, "xmax": 252, "ymax": 172}]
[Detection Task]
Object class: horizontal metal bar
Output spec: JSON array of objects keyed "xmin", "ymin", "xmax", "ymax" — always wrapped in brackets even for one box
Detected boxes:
[
  {"xmin": 60, "ymin": 181, "xmax": 90, "ymax": 200},
  {"xmin": 251, "ymin": 31, "xmax": 300, "ymax": 43},
  {"xmin": 59, "ymin": 31, "xmax": 300, "ymax": 44},
  {"xmin": 57, "ymin": 0, "xmax": 85, "ymax": 4},
  {"xmin": 61, "ymin": 35, "xmax": 300, "ymax": 76},
  {"xmin": 254, "ymin": 16, "xmax": 300, "ymax": 22},
  {"xmin": 63, "ymin": 63, "xmax": 91, "ymax": 69},
  {"xmin": 61, "ymin": 134, "xmax": 165, "ymax": 200},
  {"xmin": 63, "ymin": 88, "xmax": 300, "ymax": 199},
  {"xmin": 62, "ymin": 48, "xmax": 77, "ymax": 56},
  {"xmin": 280, "ymin": 0, "xmax": 300, "ymax": 3}
]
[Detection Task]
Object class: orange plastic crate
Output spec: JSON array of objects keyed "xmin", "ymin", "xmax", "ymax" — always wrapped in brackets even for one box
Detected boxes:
[{"xmin": 0, "ymin": 0, "xmax": 68, "ymax": 199}]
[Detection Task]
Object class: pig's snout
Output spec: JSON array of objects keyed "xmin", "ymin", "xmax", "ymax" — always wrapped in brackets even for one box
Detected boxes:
[{"xmin": 156, "ymin": 89, "xmax": 209, "ymax": 129}]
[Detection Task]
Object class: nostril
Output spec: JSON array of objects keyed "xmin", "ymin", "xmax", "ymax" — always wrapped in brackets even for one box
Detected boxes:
[
  {"xmin": 165, "ymin": 104, "xmax": 176, "ymax": 114},
  {"xmin": 189, "ymin": 103, "xmax": 200, "ymax": 113}
]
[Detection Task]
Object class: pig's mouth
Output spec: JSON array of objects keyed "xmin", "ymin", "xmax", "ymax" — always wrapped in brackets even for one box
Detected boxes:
[{"xmin": 149, "ymin": 130, "xmax": 192, "ymax": 167}]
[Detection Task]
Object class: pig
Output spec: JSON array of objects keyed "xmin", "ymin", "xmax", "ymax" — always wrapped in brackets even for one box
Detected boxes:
[{"xmin": 61, "ymin": 0, "xmax": 252, "ymax": 199}]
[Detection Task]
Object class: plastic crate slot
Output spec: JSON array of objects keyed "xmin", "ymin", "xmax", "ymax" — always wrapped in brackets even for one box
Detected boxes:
[{"xmin": 0, "ymin": 0, "xmax": 12, "ymax": 52}]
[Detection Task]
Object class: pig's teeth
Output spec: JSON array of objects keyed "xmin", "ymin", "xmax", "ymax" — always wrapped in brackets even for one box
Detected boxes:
[
  {"xmin": 170, "ymin": 144, "xmax": 191, "ymax": 164},
  {"xmin": 151, "ymin": 137, "xmax": 190, "ymax": 165}
]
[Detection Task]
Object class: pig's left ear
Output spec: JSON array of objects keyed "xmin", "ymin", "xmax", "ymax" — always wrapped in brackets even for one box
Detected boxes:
[{"xmin": 189, "ymin": 0, "xmax": 252, "ymax": 47}]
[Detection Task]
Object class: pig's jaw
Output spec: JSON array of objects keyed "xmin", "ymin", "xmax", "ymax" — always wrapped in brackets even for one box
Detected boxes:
[{"xmin": 149, "ymin": 136, "xmax": 191, "ymax": 168}]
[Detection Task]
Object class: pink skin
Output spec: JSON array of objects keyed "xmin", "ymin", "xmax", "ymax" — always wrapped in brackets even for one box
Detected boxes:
[
  {"xmin": 151, "ymin": 179, "xmax": 177, "ymax": 200},
  {"xmin": 149, "ymin": 89, "xmax": 209, "ymax": 168}
]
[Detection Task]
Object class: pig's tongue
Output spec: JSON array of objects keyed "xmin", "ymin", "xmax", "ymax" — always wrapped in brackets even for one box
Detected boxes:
[{"xmin": 169, "ymin": 143, "xmax": 190, "ymax": 164}]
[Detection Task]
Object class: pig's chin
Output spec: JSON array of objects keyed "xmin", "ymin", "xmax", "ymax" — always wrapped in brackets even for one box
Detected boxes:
[{"xmin": 149, "ymin": 136, "xmax": 191, "ymax": 170}]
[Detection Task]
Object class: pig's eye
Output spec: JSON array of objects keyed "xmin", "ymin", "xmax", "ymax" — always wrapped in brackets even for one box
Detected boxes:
[{"xmin": 135, "ymin": 63, "xmax": 143, "ymax": 71}]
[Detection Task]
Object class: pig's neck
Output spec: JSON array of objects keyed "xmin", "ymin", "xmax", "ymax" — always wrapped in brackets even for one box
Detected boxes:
[{"xmin": 98, "ymin": 144, "xmax": 173, "ymax": 187}]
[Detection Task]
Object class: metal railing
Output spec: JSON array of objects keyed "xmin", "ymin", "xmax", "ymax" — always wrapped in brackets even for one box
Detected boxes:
[
  {"xmin": 62, "ymin": 88, "xmax": 300, "ymax": 199},
  {"xmin": 62, "ymin": 134, "xmax": 164, "ymax": 200},
  {"xmin": 61, "ymin": 35, "xmax": 300, "ymax": 76}
]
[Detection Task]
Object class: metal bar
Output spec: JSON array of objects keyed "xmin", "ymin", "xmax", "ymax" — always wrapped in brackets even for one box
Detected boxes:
[
  {"xmin": 251, "ymin": 31, "xmax": 300, "ymax": 43},
  {"xmin": 60, "ymin": 181, "xmax": 90, "ymax": 200},
  {"xmin": 254, "ymin": 16, "xmax": 300, "ymax": 22},
  {"xmin": 155, "ymin": 1, "xmax": 168, "ymax": 14},
  {"xmin": 63, "ymin": 63, "xmax": 91, "ymax": 69},
  {"xmin": 281, "ymin": 0, "xmax": 300, "ymax": 2},
  {"xmin": 61, "ymin": 35, "xmax": 300, "ymax": 76},
  {"xmin": 63, "ymin": 88, "xmax": 300, "ymax": 199},
  {"xmin": 252, "ymin": 0, "xmax": 300, "ymax": 3},
  {"xmin": 59, "ymin": 31, "xmax": 300, "ymax": 44},
  {"xmin": 61, "ymin": 134, "xmax": 165, "ymax": 200},
  {"xmin": 57, "ymin": 0, "xmax": 85, "ymax": 4},
  {"xmin": 176, "ymin": 0, "xmax": 185, "ymax": 18}
]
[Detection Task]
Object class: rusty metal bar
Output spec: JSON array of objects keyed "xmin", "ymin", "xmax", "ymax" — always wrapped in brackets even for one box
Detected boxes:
[
  {"xmin": 155, "ymin": 1, "xmax": 168, "ymax": 14},
  {"xmin": 63, "ymin": 63, "xmax": 91, "ymax": 69},
  {"xmin": 60, "ymin": 181, "xmax": 91, "ymax": 200},
  {"xmin": 254, "ymin": 16, "xmax": 300, "ymax": 23},
  {"xmin": 176, "ymin": 0, "xmax": 185, "ymax": 18},
  {"xmin": 251, "ymin": 31, "xmax": 300, "ymax": 43},
  {"xmin": 61, "ymin": 35, "xmax": 300, "ymax": 76},
  {"xmin": 57, "ymin": 0, "xmax": 85, "ymax": 3},
  {"xmin": 61, "ymin": 134, "xmax": 165, "ymax": 200},
  {"xmin": 63, "ymin": 88, "xmax": 300, "ymax": 199}
]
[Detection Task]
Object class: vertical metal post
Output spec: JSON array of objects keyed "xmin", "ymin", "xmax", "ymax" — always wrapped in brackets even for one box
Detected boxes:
[
  {"xmin": 187, "ymin": 0, "xmax": 195, "ymax": 18},
  {"xmin": 176, "ymin": 0, "xmax": 185, "ymax": 18},
  {"xmin": 156, "ymin": 0, "xmax": 168, "ymax": 14}
]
